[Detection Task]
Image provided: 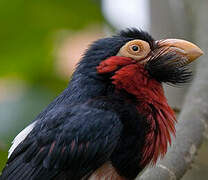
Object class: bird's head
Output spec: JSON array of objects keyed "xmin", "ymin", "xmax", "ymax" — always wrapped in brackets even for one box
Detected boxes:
[{"xmin": 89, "ymin": 28, "xmax": 203, "ymax": 85}]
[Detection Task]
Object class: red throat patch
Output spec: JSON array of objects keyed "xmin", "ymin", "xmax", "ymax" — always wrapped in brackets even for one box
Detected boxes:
[{"xmin": 97, "ymin": 56, "xmax": 177, "ymax": 167}]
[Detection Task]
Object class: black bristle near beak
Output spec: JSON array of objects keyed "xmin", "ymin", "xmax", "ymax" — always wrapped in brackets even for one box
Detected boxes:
[{"xmin": 145, "ymin": 52, "xmax": 192, "ymax": 85}]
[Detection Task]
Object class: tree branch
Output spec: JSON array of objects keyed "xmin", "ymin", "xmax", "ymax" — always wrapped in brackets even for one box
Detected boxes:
[{"xmin": 137, "ymin": 0, "xmax": 208, "ymax": 179}]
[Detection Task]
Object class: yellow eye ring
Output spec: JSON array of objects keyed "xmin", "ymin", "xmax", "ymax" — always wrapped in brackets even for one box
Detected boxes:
[{"xmin": 117, "ymin": 40, "xmax": 151, "ymax": 61}]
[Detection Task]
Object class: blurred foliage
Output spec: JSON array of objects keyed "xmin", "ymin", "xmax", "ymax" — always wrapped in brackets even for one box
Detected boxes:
[
  {"xmin": 0, "ymin": 0, "xmax": 104, "ymax": 171},
  {"xmin": 0, "ymin": 147, "xmax": 8, "ymax": 172},
  {"xmin": 0, "ymin": 0, "xmax": 103, "ymax": 91},
  {"xmin": 0, "ymin": 85, "xmax": 58, "ymax": 171}
]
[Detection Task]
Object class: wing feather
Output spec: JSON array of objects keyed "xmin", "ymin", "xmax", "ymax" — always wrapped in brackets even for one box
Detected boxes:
[{"xmin": 1, "ymin": 102, "xmax": 122, "ymax": 180}]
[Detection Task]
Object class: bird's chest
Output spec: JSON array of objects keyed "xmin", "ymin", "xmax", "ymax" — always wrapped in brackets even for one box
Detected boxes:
[
  {"xmin": 110, "ymin": 131, "xmax": 146, "ymax": 179},
  {"xmin": 109, "ymin": 104, "xmax": 148, "ymax": 179},
  {"xmin": 108, "ymin": 68, "xmax": 176, "ymax": 178}
]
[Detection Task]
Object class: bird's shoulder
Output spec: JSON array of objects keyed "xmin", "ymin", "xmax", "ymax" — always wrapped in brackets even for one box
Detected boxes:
[{"xmin": 2, "ymin": 99, "xmax": 123, "ymax": 180}]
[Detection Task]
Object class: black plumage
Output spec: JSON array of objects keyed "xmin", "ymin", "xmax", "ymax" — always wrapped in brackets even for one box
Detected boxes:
[
  {"xmin": 0, "ymin": 28, "xmax": 199, "ymax": 180},
  {"xmin": 1, "ymin": 29, "xmax": 152, "ymax": 180},
  {"xmin": 1, "ymin": 96, "xmax": 147, "ymax": 180}
]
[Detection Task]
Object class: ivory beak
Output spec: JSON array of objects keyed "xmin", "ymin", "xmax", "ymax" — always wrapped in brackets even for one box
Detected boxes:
[{"xmin": 156, "ymin": 39, "xmax": 204, "ymax": 64}]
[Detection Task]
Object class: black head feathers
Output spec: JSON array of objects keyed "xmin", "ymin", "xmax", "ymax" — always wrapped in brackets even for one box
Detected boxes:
[
  {"xmin": 118, "ymin": 28, "xmax": 156, "ymax": 50},
  {"xmin": 77, "ymin": 28, "xmax": 155, "ymax": 73}
]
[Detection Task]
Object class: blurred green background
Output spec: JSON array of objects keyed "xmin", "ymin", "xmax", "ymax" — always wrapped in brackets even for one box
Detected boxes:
[
  {"xmin": 0, "ymin": 0, "xmax": 207, "ymax": 179},
  {"xmin": 0, "ymin": 0, "xmax": 104, "ymax": 170}
]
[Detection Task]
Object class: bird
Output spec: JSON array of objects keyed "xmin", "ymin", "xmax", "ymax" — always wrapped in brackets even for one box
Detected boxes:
[{"xmin": 0, "ymin": 28, "xmax": 203, "ymax": 180}]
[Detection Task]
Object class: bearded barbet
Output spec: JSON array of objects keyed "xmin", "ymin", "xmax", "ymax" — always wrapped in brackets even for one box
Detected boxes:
[{"xmin": 0, "ymin": 28, "xmax": 203, "ymax": 180}]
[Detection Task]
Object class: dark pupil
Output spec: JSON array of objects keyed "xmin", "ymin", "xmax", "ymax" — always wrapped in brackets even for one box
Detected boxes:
[{"xmin": 132, "ymin": 45, "xmax": 139, "ymax": 51}]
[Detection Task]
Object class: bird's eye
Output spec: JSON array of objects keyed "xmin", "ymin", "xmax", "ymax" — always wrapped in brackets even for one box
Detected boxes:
[
  {"xmin": 131, "ymin": 45, "xmax": 140, "ymax": 52},
  {"xmin": 117, "ymin": 40, "xmax": 151, "ymax": 61}
]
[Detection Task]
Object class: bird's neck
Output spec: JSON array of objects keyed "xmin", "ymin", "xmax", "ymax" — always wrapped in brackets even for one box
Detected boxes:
[
  {"xmin": 112, "ymin": 64, "xmax": 176, "ymax": 167},
  {"xmin": 36, "ymin": 70, "xmax": 110, "ymax": 120}
]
